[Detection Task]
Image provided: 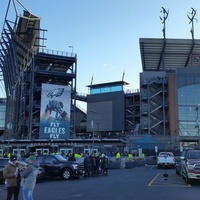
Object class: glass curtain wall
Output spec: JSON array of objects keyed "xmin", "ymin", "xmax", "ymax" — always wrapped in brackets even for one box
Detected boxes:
[{"xmin": 178, "ymin": 77, "xmax": 200, "ymax": 137}]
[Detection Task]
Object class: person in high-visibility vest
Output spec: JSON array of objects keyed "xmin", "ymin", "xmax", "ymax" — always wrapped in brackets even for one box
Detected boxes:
[
  {"xmin": 75, "ymin": 153, "xmax": 82, "ymax": 158},
  {"xmin": 142, "ymin": 153, "xmax": 145, "ymax": 159},
  {"xmin": 115, "ymin": 151, "xmax": 121, "ymax": 161},
  {"xmin": 7, "ymin": 152, "xmax": 11, "ymax": 158},
  {"xmin": 55, "ymin": 151, "xmax": 59, "ymax": 154},
  {"xmin": 128, "ymin": 152, "xmax": 133, "ymax": 161}
]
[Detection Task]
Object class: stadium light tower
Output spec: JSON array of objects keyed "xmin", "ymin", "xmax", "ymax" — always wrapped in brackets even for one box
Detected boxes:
[
  {"xmin": 187, "ymin": 7, "xmax": 197, "ymax": 39},
  {"xmin": 159, "ymin": 7, "xmax": 169, "ymax": 39}
]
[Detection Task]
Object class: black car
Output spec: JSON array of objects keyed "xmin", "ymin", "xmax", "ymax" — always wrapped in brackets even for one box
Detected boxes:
[
  {"xmin": 36, "ymin": 154, "xmax": 83, "ymax": 180},
  {"xmin": 0, "ymin": 158, "xmax": 9, "ymax": 183}
]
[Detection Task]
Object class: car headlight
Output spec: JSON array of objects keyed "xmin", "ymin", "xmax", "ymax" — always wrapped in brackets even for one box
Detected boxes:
[
  {"xmin": 187, "ymin": 164, "xmax": 194, "ymax": 170},
  {"xmin": 71, "ymin": 164, "xmax": 78, "ymax": 169}
]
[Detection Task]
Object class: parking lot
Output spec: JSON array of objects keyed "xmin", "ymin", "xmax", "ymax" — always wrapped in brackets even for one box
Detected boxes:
[
  {"xmin": 148, "ymin": 168, "xmax": 190, "ymax": 188},
  {"xmin": 1, "ymin": 165, "xmax": 200, "ymax": 200}
]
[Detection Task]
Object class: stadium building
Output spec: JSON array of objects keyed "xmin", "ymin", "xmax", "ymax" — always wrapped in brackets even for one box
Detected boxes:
[{"xmin": 0, "ymin": 2, "xmax": 200, "ymax": 154}]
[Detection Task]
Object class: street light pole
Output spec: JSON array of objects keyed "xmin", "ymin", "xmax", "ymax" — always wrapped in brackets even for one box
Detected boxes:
[
  {"xmin": 90, "ymin": 110, "xmax": 96, "ymax": 154},
  {"xmin": 6, "ymin": 121, "xmax": 12, "ymax": 153},
  {"xmin": 91, "ymin": 119, "xmax": 94, "ymax": 153}
]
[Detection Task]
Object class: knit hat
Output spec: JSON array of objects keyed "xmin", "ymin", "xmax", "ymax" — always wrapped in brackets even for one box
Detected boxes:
[
  {"xmin": 28, "ymin": 156, "xmax": 36, "ymax": 161},
  {"xmin": 10, "ymin": 155, "xmax": 17, "ymax": 161}
]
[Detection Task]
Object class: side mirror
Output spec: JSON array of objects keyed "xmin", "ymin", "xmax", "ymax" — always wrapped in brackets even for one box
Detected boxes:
[{"xmin": 180, "ymin": 156, "xmax": 185, "ymax": 160}]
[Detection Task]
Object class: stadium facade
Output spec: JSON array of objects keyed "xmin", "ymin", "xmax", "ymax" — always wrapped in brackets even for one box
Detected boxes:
[{"xmin": 0, "ymin": 2, "xmax": 200, "ymax": 154}]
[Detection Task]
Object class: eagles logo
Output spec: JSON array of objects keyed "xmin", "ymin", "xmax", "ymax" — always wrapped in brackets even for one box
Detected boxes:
[{"xmin": 47, "ymin": 88, "xmax": 65, "ymax": 98}]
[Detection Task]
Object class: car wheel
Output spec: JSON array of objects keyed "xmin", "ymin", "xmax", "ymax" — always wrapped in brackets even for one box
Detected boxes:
[{"xmin": 62, "ymin": 169, "xmax": 72, "ymax": 180}]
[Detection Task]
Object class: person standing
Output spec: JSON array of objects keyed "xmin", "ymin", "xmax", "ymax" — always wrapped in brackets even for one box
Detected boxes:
[
  {"xmin": 115, "ymin": 151, "xmax": 121, "ymax": 161},
  {"xmin": 68, "ymin": 153, "xmax": 76, "ymax": 161},
  {"xmin": 20, "ymin": 156, "xmax": 39, "ymax": 200},
  {"xmin": 83, "ymin": 154, "xmax": 90, "ymax": 178},
  {"xmin": 101, "ymin": 155, "xmax": 109, "ymax": 175},
  {"xmin": 95, "ymin": 155, "xmax": 100, "ymax": 175},
  {"xmin": 3, "ymin": 155, "xmax": 19, "ymax": 200}
]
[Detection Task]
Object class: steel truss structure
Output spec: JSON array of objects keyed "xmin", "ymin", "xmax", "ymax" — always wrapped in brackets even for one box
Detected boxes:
[{"xmin": 0, "ymin": 1, "xmax": 77, "ymax": 140}]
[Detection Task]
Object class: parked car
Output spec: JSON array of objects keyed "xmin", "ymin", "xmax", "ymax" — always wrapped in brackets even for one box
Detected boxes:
[
  {"xmin": 157, "ymin": 152, "xmax": 175, "ymax": 169},
  {"xmin": 36, "ymin": 154, "xmax": 83, "ymax": 180},
  {"xmin": 175, "ymin": 150, "xmax": 187, "ymax": 174},
  {"xmin": 180, "ymin": 149, "xmax": 200, "ymax": 184},
  {"xmin": 175, "ymin": 156, "xmax": 182, "ymax": 174},
  {"xmin": 0, "ymin": 158, "xmax": 9, "ymax": 183}
]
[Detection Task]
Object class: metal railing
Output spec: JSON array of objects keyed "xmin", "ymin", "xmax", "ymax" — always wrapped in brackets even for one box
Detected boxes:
[{"xmin": 38, "ymin": 48, "xmax": 77, "ymax": 58}]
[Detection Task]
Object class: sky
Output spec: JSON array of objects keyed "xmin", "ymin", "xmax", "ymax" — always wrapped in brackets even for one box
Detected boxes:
[{"xmin": 0, "ymin": 0, "xmax": 200, "ymax": 109}]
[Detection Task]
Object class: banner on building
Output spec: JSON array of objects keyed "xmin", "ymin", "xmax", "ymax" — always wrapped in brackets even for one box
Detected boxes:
[{"xmin": 39, "ymin": 83, "xmax": 71, "ymax": 139}]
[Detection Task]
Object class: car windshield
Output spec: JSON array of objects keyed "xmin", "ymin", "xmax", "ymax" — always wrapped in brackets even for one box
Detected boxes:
[
  {"xmin": 159, "ymin": 152, "xmax": 173, "ymax": 157},
  {"xmin": 54, "ymin": 154, "xmax": 68, "ymax": 161},
  {"xmin": 187, "ymin": 152, "xmax": 200, "ymax": 159}
]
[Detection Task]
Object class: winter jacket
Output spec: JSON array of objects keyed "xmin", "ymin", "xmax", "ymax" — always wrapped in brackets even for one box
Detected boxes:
[
  {"xmin": 84, "ymin": 156, "xmax": 90, "ymax": 168},
  {"xmin": 3, "ymin": 161, "xmax": 18, "ymax": 187},
  {"xmin": 102, "ymin": 156, "xmax": 109, "ymax": 168},
  {"xmin": 20, "ymin": 161, "xmax": 39, "ymax": 190}
]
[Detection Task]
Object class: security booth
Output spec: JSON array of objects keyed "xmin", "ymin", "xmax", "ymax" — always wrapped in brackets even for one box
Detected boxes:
[
  {"xmin": 60, "ymin": 148, "xmax": 66, "ymax": 155},
  {"xmin": 42, "ymin": 149, "xmax": 49, "ymax": 155},
  {"xmin": 12, "ymin": 149, "xmax": 19, "ymax": 156},
  {"xmin": 66, "ymin": 148, "xmax": 73, "ymax": 156},
  {"xmin": 84, "ymin": 148, "xmax": 98, "ymax": 155},
  {"xmin": 59, "ymin": 148, "xmax": 73, "ymax": 157},
  {"xmin": 92, "ymin": 149, "xmax": 98, "ymax": 155},
  {"xmin": 36, "ymin": 149, "xmax": 43, "ymax": 155},
  {"xmin": 35, "ymin": 148, "xmax": 49, "ymax": 155},
  {"xmin": 20, "ymin": 149, "xmax": 26, "ymax": 154},
  {"xmin": 19, "ymin": 149, "xmax": 26, "ymax": 158},
  {"xmin": 59, "ymin": 148, "xmax": 69, "ymax": 155},
  {"xmin": 84, "ymin": 148, "xmax": 91, "ymax": 155}
]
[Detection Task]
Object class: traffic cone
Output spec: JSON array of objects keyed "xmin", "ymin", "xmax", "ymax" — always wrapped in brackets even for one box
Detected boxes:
[{"xmin": 3, "ymin": 179, "xmax": 7, "ymax": 190}]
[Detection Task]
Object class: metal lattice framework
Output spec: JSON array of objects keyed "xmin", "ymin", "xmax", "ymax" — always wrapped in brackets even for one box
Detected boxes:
[{"xmin": 0, "ymin": 1, "xmax": 77, "ymax": 140}]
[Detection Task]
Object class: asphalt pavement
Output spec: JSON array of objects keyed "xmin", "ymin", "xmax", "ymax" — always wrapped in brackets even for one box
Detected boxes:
[{"xmin": 1, "ymin": 166, "xmax": 200, "ymax": 200}]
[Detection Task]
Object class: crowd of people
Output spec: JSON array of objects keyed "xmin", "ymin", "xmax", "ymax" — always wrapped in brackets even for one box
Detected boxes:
[
  {"xmin": 83, "ymin": 153, "xmax": 109, "ymax": 177},
  {"xmin": 65, "ymin": 151, "xmax": 110, "ymax": 177}
]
